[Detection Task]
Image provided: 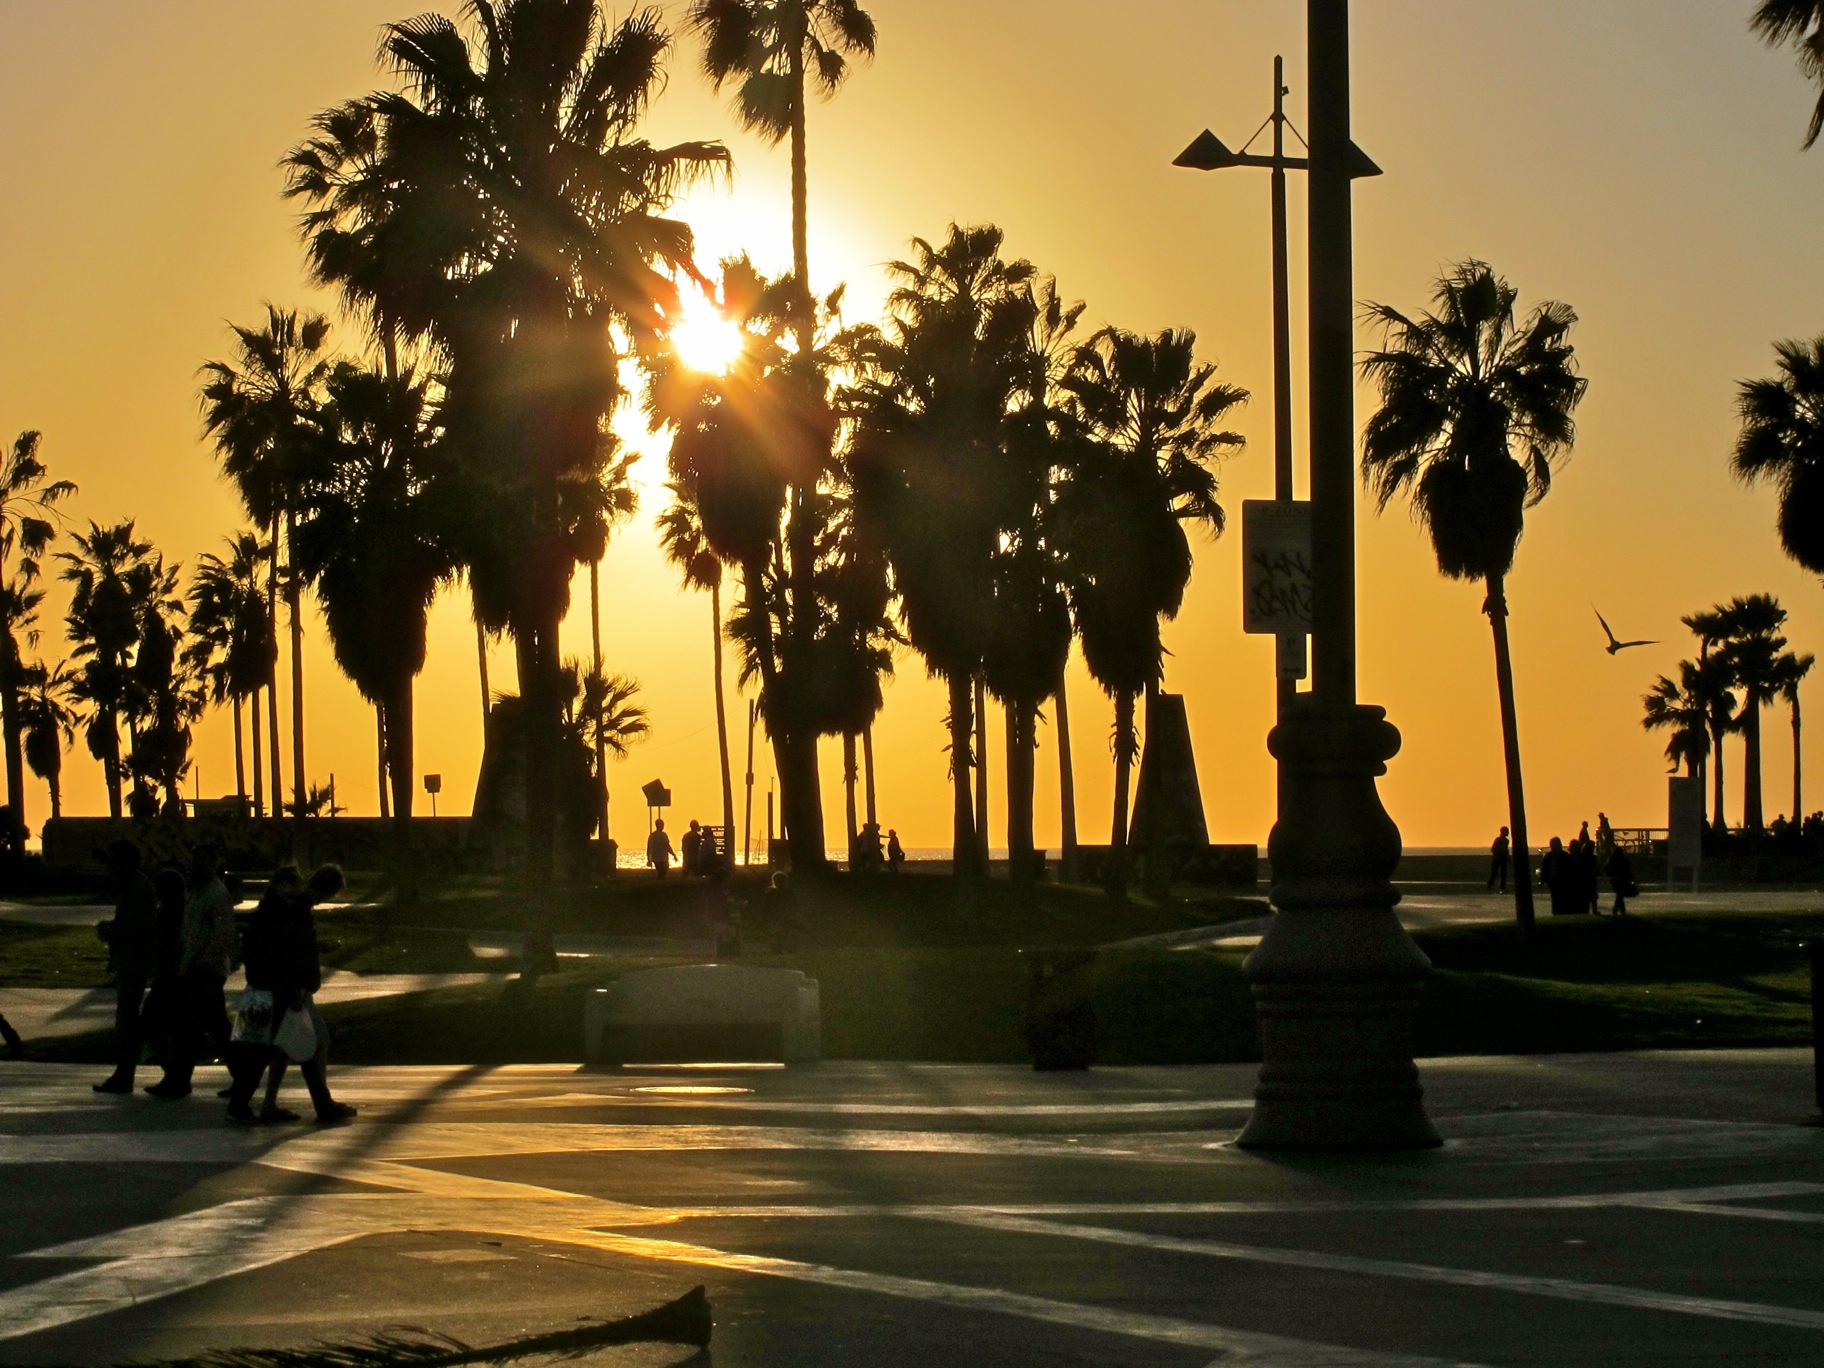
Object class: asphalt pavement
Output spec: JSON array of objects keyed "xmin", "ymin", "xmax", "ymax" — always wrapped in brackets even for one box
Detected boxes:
[{"xmin": 0, "ymin": 1049, "xmax": 1820, "ymax": 1365}]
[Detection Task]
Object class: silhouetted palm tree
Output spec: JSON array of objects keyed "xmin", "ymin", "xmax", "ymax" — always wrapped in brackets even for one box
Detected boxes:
[
  {"xmin": 293, "ymin": 361, "xmax": 451, "ymax": 870},
  {"xmin": 1360, "ymin": 261, "xmax": 1586, "ymax": 936},
  {"xmin": 657, "ymin": 487, "xmax": 738, "ymax": 856},
  {"xmin": 1716, "ymin": 593, "xmax": 1790, "ymax": 834},
  {"xmin": 1734, "ymin": 337, "xmax": 1824, "ymax": 575},
  {"xmin": 126, "ymin": 559, "xmax": 201, "ymax": 811},
  {"xmin": 1060, "ymin": 327, "xmax": 1244, "ymax": 898},
  {"xmin": 186, "ymin": 533, "xmax": 276, "ymax": 814},
  {"xmin": 1643, "ymin": 663, "xmax": 1710, "ymax": 779},
  {"xmin": 564, "ymin": 663, "xmax": 650, "ymax": 848},
  {"xmin": 1753, "ymin": 3, "xmax": 1824, "ymax": 145},
  {"xmin": 17, "ymin": 660, "xmax": 76, "ymax": 821},
  {"xmin": 1773, "ymin": 649, "xmax": 1815, "ymax": 822},
  {"xmin": 199, "ymin": 305, "xmax": 334, "ymax": 819},
  {"xmin": 1683, "ymin": 607, "xmax": 1738, "ymax": 828},
  {"xmin": 60, "ymin": 521, "xmax": 157, "ymax": 818},
  {"xmin": 287, "ymin": 0, "xmax": 725, "ymax": 933},
  {"xmin": 688, "ymin": 0, "xmax": 875, "ymax": 346},
  {"xmin": 0, "ymin": 431, "xmax": 75, "ymax": 848}
]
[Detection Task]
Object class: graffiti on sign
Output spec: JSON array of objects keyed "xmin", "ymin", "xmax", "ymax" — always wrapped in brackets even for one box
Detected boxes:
[{"xmin": 1242, "ymin": 500, "xmax": 1315, "ymax": 635}]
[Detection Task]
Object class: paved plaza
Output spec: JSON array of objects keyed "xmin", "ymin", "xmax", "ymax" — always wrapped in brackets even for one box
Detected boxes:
[{"xmin": 0, "ymin": 1050, "xmax": 1820, "ymax": 1365}]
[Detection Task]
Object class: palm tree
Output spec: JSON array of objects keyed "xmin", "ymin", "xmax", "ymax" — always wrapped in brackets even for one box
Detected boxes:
[
  {"xmin": 1643, "ymin": 663, "xmax": 1711, "ymax": 779},
  {"xmin": 1060, "ymin": 328, "xmax": 1244, "ymax": 897},
  {"xmin": 574, "ymin": 446, "xmax": 639, "ymax": 855},
  {"xmin": 292, "ymin": 361, "xmax": 451, "ymax": 874},
  {"xmin": 565, "ymin": 663, "xmax": 651, "ymax": 849},
  {"xmin": 125, "ymin": 556, "xmax": 202, "ymax": 811},
  {"xmin": 1359, "ymin": 261, "xmax": 1586, "ymax": 936},
  {"xmin": 0, "ymin": 572, "xmax": 45, "ymax": 840},
  {"xmin": 1753, "ymin": 3, "xmax": 1824, "ymax": 145},
  {"xmin": 0, "ymin": 431, "xmax": 76, "ymax": 850},
  {"xmin": 287, "ymin": 0, "xmax": 726, "ymax": 937},
  {"xmin": 1773, "ymin": 650, "xmax": 1815, "ymax": 822},
  {"xmin": 658, "ymin": 488, "xmax": 738, "ymax": 861},
  {"xmin": 186, "ymin": 533, "xmax": 276, "ymax": 814},
  {"xmin": 17, "ymin": 660, "xmax": 77, "ymax": 821},
  {"xmin": 1716, "ymin": 593, "xmax": 1790, "ymax": 834},
  {"xmin": 199, "ymin": 305, "xmax": 335, "ymax": 819},
  {"xmin": 1734, "ymin": 337, "xmax": 1824, "ymax": 574},
  {"xmin": 59, "ymin": 521, "xmax": 156, "ymax": 818},
  {"xmin": 1683, "ymin": 607, "xmax": 1737, "ymax": 828},
  {"xmin": 688, "ymin": 0, "xmax": 876, "ymax": 347}
]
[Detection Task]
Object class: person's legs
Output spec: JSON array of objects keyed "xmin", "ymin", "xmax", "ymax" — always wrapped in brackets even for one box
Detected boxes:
[
  {"xmin": 224, "ymin": 1042, "xmax": 272, "ymax": 1119},
  {"xmin": 96, "ymin": 971, "xmax": 148, "ymax": 1091}
]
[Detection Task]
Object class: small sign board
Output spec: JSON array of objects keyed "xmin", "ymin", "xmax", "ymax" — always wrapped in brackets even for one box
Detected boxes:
[
  {"xmin": 1276, "ymin": 632, "xmax": 1308, "ymax": 682},
  {"xmin": 1242, "ymin": 500, "xmax": 1314, "ymax": 635},
  {"xmin": 641, "ymin": 779, "xmax": 672, "ymax": 809},
  {"xmin": 422, "ymin": 773, "xmax": 442, "ymax": 796}
]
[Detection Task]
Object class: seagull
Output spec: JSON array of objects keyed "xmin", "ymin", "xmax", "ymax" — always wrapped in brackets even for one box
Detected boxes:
[{"xmin": 1595, "ymin": 608, "xmax": 1656, "ymax": 656}]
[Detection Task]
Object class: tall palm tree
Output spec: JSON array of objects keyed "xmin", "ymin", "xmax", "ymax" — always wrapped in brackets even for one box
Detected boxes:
[
  {"xmin": 287, "ymin": 0, "xmax": 726, "ymax": 937},
  {"xmin": 565, "ymin": 663, "xmax": 651, "ymax": 849},
  {"xmin": 59, "ymin": 521, "xmax": 156, "ymax": 818},
  {"xmin": 17, "ymin": 660, "xmax": 77, "ymax": 821},
  {"xmin": 0, "ymin": 572, "xmax": 45, "ymax": 840},
  {"xmin": 1716, "ymin": 593, "xmax": 1790, "ymax": 834},
  {"xmin": 1360, "ymin": 260, "xmax": 1586, "ymax": 936},
  {"xmin": 1643, "ymin": 662, "xmax": 1711, "ymax": 779},
  {"xmin": 292, "ymin": 361, "xmax": 451, "ymax": 872},
  {"xmin": 1060, "ymin": 327, "xmax": 1244, "ymax": 898},
  {"xmin": 658, "ymin": 487, "xmax": 738, "ymax": 860},
  {"xmin": 1734, "ymin": 337, "xmax": 1824, "ymax": 574},
  {"xmin": 0, "ymin": 431, "xmax": 76, "ymax": 850},
  {"xmin": 125, "ymin": 556, "xmax": 201, "ymax": 811},
  {"xmin": 574, "ymin": 446, "xmax": 639, "ymax": 853},
  {"xmin": 199, "ymin": 305, "xmax": 335, "ymax": 818},
  {"xmin": 688, "ymin": 0, "xmax": 875, "ymax": 347},
  {"xmin": 186, "ymin": 533, "xmax": 276, "ymax": 813},
  {"xmin": 1683, "ymin": 607, "xmax": 1737, "ymax": 828},
  {"xmin": 846, "ymin": 225, "xmax": 1039, "ymax": 878},
  {"xmin": 1753, "ymin": 2, "xmax": 1824, "ymax": 145},
  {"xmin": 1773, "ymin": 649, "xmax": 1815, "ymax": 822}
]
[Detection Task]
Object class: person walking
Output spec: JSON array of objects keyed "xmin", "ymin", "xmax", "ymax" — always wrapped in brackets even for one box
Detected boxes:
[
  {"xmin": 93, "ymin": 841, "xmax": 159, "ymax": 1094},
  {"xmin": 1487, "ymin": 826, "xmax": 1511, "ymax": 892},
  {"xmin": 148, "ymin": 844, "xmax": 236, "ymax": 1098},
  {"xmin": 647, "ymin": 818, "xmax": 674, "ymax": 877},
  {"xmin": 1606, "ymin": 843, "xmax": 1636, "ymax": 916},
  {"xmin": 140, "ymin": 868, "xmax": 190, "ymax": 1095},
  {"xmin": 886, "ymin": 829, "xmax": 905, "ymax": 874}
]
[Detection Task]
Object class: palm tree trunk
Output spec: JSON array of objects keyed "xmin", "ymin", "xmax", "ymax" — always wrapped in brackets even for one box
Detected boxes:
[
  {"xmin": 47, "ymin": 761, "xmax": 61, "ymax": 821},
  {"xmin": 232, "ymin": 696, "xmax": 247, "ymax": 811},
  {"xmin": 711, "ymin": 578, "xmax": 734, "ymax": 863},
  {"xmin": 1744, "ymin": 694, "xmax": 1765, "ymax": 832},
  {"xmin": 1108, "ymin": 689, "xmax": 1136, "ymax": 898},
  {"xmin": 1, "ymin": 647, "xmax": 26, "ymax": 853},
  {"xmin": 1055, "ymin": 680, "xmax": 1078, "ymax": 879},
  {"xmin": 103, "ymin": 709, "xmax": 122, "ymax": 820},
  {"xmin": 1793, "ymin": 694, "xmax": 1803, "ymax": 824},
  {"xmin": 286, "ymin": 508, "xmax": 305, "ymax": 824},
  {"xmin": 591, "ymin": 563, "xmax": 609, "ymax": 863},
  {"xmin": 974, "ymin": 673, "xmax": 989, "ymax": 870},
  {"xmin": 387, "ymin": 675, "xmax": 416, "ymax": 905},
  {"xmin": 266, "ymin": 516, "xmax": 284, "ymax": 813},
  {"xmin": 1006, "ymin": 700, "xmax": 1036, "ymax": 888},
  {"xmin": 475, "ymin": 614, "xmax": 491, "ymax": 731},
  {"xmin": 1710, "ymin": 716, "xmax": 1727, "ymax": 830},
  {"xmin": 948, "ymin": 671, "xmax": 978, "ymax": 879},
  {"xmin": 375, "ymin": 703, "xmax": 390, "ymax": 820},
  {"xmin": 250, "ymin": 685, "xmax": 265, "ymax": 818},
  {"xmin": 518, "ymin": 615, "xmax": 559, "ymax": 969},
  {"xmin": 1485, "ymin": 574, "xmax": 1536, "ymax": 937},
  {"xmin": 863, "ymin": 724, "xmax": 877, "ymax": 828},
  {"xmin": 843, "ymin": 731, "xmax": 859, "ymax": 867},
  {"xmin": 787, "ymin": 12, "xmax": 810, "ymax": 316}
]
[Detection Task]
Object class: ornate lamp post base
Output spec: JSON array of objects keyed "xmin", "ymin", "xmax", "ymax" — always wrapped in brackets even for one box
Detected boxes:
[{"xmin": 1238, "ymin": 701, "xmax": 1441, "ymax": 1150}]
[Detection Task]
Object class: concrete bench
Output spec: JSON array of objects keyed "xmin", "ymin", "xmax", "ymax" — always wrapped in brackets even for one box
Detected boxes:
[{"xmin": 585, "ymin": 964, "xmax": 821, "ymax": 1065}]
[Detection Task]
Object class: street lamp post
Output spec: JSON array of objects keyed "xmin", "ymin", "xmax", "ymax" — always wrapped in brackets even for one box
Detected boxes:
[{"xmin": 1234, "ymin": 0, "xmax": 1440, "ymax": 1149}]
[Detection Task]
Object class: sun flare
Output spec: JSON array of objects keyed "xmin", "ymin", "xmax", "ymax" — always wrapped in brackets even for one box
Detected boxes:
[{"xmin": 669, "ymin": 290, "xmax": 745, "ymax": 375}]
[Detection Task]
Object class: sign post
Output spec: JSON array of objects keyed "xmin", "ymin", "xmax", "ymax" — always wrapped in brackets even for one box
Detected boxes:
[
  {"xmin": 422, "ymin": 773, "xmax": 441, "ymax": 818},
  {"xmin": 1668, "ymin": 774, "xmax": 1703, "ymax": 891}
]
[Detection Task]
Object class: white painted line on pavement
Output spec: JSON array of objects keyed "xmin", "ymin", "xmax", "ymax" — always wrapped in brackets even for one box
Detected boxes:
[{"xmin": 931, "ymin": 1212, "xmax": 1824, "ymax": 1332}]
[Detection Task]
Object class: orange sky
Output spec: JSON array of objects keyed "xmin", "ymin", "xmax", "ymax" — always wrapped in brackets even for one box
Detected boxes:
[{"xmin": 2, "ymin": 1, "xmax": 1822, "ymax": 853}]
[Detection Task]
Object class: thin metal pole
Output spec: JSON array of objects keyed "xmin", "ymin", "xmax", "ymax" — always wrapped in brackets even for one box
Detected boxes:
[
  {"xmin": 1271, "ymin": 54, "xmax": 1298, "ymax": 725},
  {"xmin": 743, "ymin": 699, "xmax": 757, "ymax": 868},
  {"xmin": 1308, "ymin": 0, "xmax": 1356, "ymax": 706}
]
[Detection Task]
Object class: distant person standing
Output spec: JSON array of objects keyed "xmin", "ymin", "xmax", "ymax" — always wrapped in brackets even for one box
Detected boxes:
[
  {"xmin": 1596, "ymin": 813, "xmax": 1616, "ymax": 862},
  {"xmin": 1538, "ymin": 837, "xmax": 1579, "ymax": 917},
  {"xmin": 93, "ymin": 841, "xmax": 159, "ymax": 1094},
  {"xmin": 681, "ymin": 819, "xmax": 703, "ymax": 876},
  {"xmin": 647, "ymin": 818, "xmax": 674, "ymax": 877},
  {"xmin": 1487, "ymin": 827, "xmax": 1510, "ymax": 892},
  {"xmin": 886, "ymin": 829, "xmax": 905, "ymax": 873},
  {"xmin": 1577, "ymin": 833, "xmax": 1601, "ymax": 915},
  {"xmin": 1606, "ymin": 842, "xmax": 1636, "ymax": 916}
]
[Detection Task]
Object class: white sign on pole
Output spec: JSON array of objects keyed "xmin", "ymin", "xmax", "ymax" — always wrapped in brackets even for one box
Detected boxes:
[{"xmin": 1242, "ymin": 499, "xmax": 1314, "ymax": 636}]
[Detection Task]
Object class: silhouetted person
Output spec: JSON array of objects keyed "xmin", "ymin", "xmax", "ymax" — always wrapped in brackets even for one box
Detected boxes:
[
  {"xmin": 1606, "ymin": 843, "xmax": 1635, "ymax": 916},
  {"xmin": 1575, "ymin": 834, "xmax": 1601, "ymax": 915},
  {"xmin": 224, "ymin": 865, "xmax": 300, "ymax": 1122},
  {"xmin": 140, "ymin": 867, "xmax": 190, "ymax": 1095},
  {"xmin": 886, "ymin": 829, "xmax": 905, "ymax": 874},
  {"xmin": 1596, "ymin": 812, "xmax": 1615, "ymax": 861},
  {"xmin": 1538, "ymin": 837, "xmax": 1579, "ymax": 918},
  {"xmin": 1487, "ymin": 826, "xmax": 1510, "ymax": 892},
  {"xmin": 681, "ymin": 819, "xmax": 702, "ymax": 876},
  {"xmin": 857, "ymin": 822, "xmax": 884, "ymax": 872},
  {"xmin": 647, "ymin": 818, "xmax": 674, "ymax": 877},
  {"xmin": 150, "ymin": 844, "xmax": 236, "ymax": 1097},
  {"xmin": 94, "ymin": 841, "xmax": 158, "ymax": 1094}
]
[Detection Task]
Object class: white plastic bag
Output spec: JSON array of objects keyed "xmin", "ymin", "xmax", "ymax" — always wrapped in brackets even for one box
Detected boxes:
[{"xmin": 274, "ymin": 1002, "xmax": 318, "ymax": 1062}]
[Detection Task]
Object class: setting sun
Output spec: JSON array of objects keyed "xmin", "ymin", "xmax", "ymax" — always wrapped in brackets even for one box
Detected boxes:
[{"xmin": 668, "ymin": 289, "xmax": 745, "ymax": 374}]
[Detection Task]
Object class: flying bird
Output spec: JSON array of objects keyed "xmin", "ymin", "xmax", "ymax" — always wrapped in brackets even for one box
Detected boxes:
[{"xmin": 1595, "ymin": 608, "xmax": 1656, "ymax": 656}]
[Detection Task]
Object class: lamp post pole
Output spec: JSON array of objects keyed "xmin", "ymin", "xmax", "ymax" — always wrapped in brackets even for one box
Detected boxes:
[
  {"xmin": 1235, "ymin": 0, "xmax": 1439, "ymax": 1150},
  {"xmin": 1267, "ymin": 56, "xmax": 1297, "ymax": 722}
]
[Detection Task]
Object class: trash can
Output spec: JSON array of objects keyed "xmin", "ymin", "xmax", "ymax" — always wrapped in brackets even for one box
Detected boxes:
[{"xmin": 1020, "ymin": 948, "xmax": 1097, "ymax": 1071}]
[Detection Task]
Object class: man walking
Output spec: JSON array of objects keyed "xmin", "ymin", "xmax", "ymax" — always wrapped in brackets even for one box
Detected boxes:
[
  {"xmin": 93, "ymin": 841, "xmax": 158, "ymax": 1094},
  {"xmin": 147, "ymin": 844, "xmax": 236, "ymax": 1098},
  {"xmin": 1487, "ymin": 826, "xmax": 1511, "ymax": 893}
]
